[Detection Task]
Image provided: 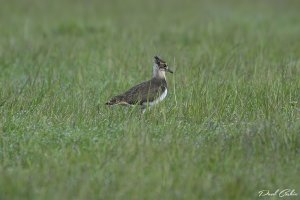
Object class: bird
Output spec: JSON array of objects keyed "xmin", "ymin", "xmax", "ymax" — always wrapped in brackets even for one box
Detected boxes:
[{"xmin": 105, "ymin": 56, "xmax": 173, "ymax": 113}]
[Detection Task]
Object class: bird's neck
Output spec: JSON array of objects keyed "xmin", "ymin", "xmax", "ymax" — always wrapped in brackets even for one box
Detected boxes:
[{"xmin": 152, "ymin": 65, "xmax": 166, "ymax": 80}]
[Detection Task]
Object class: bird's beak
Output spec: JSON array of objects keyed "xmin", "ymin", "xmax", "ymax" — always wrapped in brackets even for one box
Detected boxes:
[{"xmin": 167, "ymin": 68, "xmax": 173, "ymax": 73}]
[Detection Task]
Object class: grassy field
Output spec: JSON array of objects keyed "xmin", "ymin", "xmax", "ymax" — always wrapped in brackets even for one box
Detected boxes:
[{"xmin": 1, "ymin": 0, "xmax": 300, "ymax": 199}]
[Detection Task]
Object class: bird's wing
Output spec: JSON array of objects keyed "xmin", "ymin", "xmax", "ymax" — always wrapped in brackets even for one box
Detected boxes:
[{"xmin": 123, "ymin": 80, "xmax": 165, "ymax": 105}]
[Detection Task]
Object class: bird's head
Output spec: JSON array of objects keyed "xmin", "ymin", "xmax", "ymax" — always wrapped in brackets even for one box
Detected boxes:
[{"xmin": 153, "ymin": 56, "xmax": 173, "ymax": 78}]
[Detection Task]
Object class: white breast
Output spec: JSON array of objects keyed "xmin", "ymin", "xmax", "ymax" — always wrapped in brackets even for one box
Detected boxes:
[{"xmin": 148, "ymin": 89, "xmax": 168, "ymax": 106}]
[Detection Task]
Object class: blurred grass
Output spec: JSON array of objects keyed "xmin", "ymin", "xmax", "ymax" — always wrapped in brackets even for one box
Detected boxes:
[{"xmin": 0, "ymin": 0, "xmax": 300, "ymax": 199}]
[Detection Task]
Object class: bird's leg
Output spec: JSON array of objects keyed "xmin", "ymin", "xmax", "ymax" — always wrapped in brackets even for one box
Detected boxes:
[
  {"xmin": 141, "ymin": 104, "xmax": 153, "ymax": 114},
  {"xmin": 141, "ymin": 105, "xmax": 146, "ymax": 114},
  {"xmin": 125, "ymin": 105, "xmax": 135, "ymax": 115}
]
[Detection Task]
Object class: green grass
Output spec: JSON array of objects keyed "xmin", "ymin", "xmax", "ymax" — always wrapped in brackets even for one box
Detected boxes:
[{"xmin": 1, "ymin": 0, "xmax": 300, "ymax": 199}]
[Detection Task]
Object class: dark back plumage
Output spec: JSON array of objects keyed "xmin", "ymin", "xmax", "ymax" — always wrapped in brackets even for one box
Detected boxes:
[{"xmin": 106, "ymin": 78, "xmax": 167, "ymax": 106}]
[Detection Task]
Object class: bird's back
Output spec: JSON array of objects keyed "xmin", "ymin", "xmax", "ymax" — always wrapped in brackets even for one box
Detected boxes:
[{"xmin": 106, "ymin": 78, "xmax": 167, "ymax": 106}]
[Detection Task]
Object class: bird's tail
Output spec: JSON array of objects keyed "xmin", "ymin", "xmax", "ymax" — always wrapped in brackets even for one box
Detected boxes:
[{"xmin": 105, "ymin": 95, "xmax": 123, "ymax": 105}]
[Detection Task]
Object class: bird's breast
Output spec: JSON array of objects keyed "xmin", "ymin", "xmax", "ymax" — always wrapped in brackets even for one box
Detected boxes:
[{"xmin": 147, "ymin": 88, "xmax": 168, "ymax": 106}]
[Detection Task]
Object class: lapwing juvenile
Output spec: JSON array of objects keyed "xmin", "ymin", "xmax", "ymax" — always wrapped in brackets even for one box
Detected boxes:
[{"xmin": 105, "ymin": 56, "xmax": 173, "ymax": 113}]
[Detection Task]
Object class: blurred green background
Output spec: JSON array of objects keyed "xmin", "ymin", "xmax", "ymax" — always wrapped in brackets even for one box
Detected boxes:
[{"xmin": 0, "ymin": 0, "xmax": 300, "ymax": 199}]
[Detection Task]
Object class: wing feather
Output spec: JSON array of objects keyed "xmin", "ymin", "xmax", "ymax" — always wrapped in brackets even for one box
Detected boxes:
[
  {"xmin": 123, "ymin": 80, "xmax": 164, "ymax": 104},
  {"xmin": 106, "ymin": 78, "xmax": 166, "ymax": 105}
]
